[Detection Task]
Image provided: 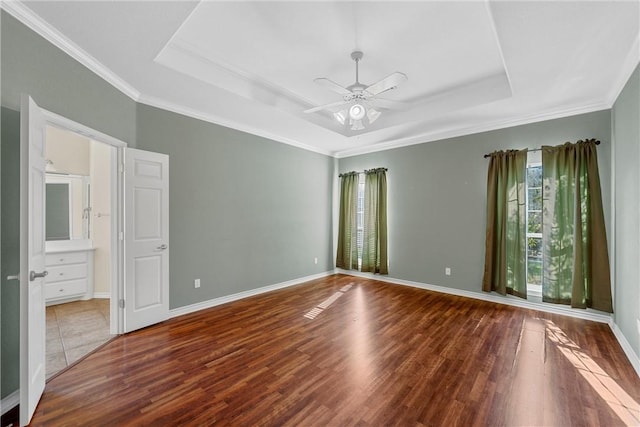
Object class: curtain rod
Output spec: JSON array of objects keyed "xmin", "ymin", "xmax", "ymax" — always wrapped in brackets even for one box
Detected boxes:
[
  {"xmin": 339, "ymin": 167, "xmax": 388, "ymax": 178},
  {"xmin": 483, "ymin": 139, "xmax": 600, "ymax": 158}
]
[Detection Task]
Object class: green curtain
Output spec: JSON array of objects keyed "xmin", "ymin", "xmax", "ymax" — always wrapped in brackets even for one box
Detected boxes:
[
  {"xmin": 336, "ymin": 172, "xmax": 359, "ymax": 270},
  {"xmin": 542, "ymin": 140, "xmax": 612, "ymax": 312},
  {"xmin": 482, "ymin": 149, "xmax": 528, "ymax": 298},
  {"xmin": 361, "ymin": 168, "xmax": 388, "ymax": 274}
]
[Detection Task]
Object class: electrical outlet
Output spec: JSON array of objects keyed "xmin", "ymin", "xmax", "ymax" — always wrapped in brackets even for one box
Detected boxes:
[
  {"xmin": 194, "ymin": 278, "xmax": 200, "ymax": 288},
  {"xmin": 445, "ymin": 267, "xmax": 451, "ymax": 276},
  {"xmin": 314, "ymin": 257, "xmax": 318, "ymax": 265}
]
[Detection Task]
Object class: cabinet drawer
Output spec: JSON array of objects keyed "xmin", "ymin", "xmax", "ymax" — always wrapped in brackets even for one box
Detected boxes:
[
  {"xmin": 45, "ymin": 264, "xmax": 88, "ymax": 284},
  {"xmin": 45, "ymin": 279, "xmax": 87, "ymax": 300},
  {"xmin": 46, "ymin": 251, "xmax": 88, "ymax": 266}
]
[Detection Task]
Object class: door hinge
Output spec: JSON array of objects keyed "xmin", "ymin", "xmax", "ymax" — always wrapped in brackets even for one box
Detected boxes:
[
  {"xmin": 119, "ymin": 231, "xmax": 124, "ymax": 241},
  {"xmin": 119, "ymin": 299, "xmax": 125, "ymax": 309},
  {"xmin": 119, "ymin": 163, "xmax": 124, "ymax": 174}
]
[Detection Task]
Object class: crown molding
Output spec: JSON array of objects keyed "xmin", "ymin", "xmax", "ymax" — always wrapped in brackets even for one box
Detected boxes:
[
  {"xmin": 1, "ymin": 0, "xmax": 141, "ymax": 100},
  {"xmin": 607, "ymin": 33, "xmax": 640, "ymax": 106},
  {"xmin": 137, "ymin": 94, "xmax": 334, "ymax": 157},
  {"xmin": 335, "ymin": 101, "xmax": 611, "ymax": 158}
]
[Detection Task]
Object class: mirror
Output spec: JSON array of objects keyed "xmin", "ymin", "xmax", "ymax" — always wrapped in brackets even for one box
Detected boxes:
[{"xmin": 46, "ymin": 173, "xmax": 90, "ymax": 241}]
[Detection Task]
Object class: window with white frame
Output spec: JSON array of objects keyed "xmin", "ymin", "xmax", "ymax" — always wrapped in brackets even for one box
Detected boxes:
[
  {"xmin": 356, "ymin": 173, "xmax": 365, "ymax": 267},
  {"xmin": 526, "ymin": 153, "xmax": 543, "ymax": 298}
]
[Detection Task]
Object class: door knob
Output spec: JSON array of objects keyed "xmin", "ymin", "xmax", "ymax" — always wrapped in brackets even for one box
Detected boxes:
[
  {"xmin": 29, "ymin": 270, "xmax": 48, "ymax": 281},
  {"xmin": 157, "ymin": 244, "xmax": 168, "ymax": 250}
]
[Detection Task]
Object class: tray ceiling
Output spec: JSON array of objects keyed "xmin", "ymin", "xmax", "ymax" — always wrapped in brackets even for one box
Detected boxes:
[{"xmin": 5, "ymin": 1, "xmax": 639, "ymax": 157}]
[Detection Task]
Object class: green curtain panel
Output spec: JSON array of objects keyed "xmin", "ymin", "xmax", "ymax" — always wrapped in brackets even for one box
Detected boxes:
[
  {"xmin": 482, "ymin": 149, "xmax": 528, "ymax": 298},
  {"xmin": 336, "ymin": 172, "xmax": 359, "ymax": 270},
  {"xmin": 361, "ymin": 168, "xmax": 388, "ymax": 274},
  {"xmin": 542, "ymin": 140, "xmax": 612, "ymax": 312}
]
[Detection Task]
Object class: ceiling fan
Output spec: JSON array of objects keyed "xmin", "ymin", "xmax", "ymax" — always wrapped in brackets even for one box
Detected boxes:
[{"xmin": 304, "ymin": 51, "xmax": 408, "ymax": 130}]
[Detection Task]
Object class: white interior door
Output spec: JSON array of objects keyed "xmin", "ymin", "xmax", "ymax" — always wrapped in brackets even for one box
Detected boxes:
[
  {"xmin": 124, "ymin": 148, "xmax": 169, "ymax": 332},
  {"xmin": 20, "ymin": 96, "xmax": 47, "ymax": 425}
]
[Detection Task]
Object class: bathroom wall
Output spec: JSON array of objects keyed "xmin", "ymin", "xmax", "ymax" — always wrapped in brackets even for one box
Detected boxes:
[{"xmin": 46, "ymin": 125, "xmax": 90, "ymax": 175}]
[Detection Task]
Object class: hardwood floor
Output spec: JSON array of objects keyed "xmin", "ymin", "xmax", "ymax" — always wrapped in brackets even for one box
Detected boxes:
[{"xmin": 30, "ymin": 274, "xmax": 639, "ymax": 426}]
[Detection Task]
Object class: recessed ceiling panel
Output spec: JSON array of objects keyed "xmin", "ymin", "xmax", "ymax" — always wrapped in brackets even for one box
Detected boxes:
[{"xmin": 155, "ymin": 1, "xmax": 512, "ymax": 137}]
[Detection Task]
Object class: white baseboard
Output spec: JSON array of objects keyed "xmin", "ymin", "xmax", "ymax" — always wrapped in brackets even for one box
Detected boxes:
[
  {"xmin": 1, "ymin": 389, "xmax": 19, "ymax": 415},
  {"xmin": 169, "ymin": 271, "xmax": 334, "ymax": 318},
  {"xmin": 611, "ymin": 322, "xmax": 640, "ymax": 377},
  {"xmin": 92, "ymin": 292, "xmax": 111, "ymax": 299},
  {"xmin": 337, "ymin": 269, "xmax": 613, "ymax": 324}
]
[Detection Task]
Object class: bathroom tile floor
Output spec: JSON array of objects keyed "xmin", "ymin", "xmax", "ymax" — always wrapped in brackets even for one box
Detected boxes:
[{"xmin": 46, "ymin": 299, "xmax": 114, "ymax": 379}]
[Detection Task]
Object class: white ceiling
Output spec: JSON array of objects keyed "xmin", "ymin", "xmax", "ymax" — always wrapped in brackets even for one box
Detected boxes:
[{"xmin": 6, "ymin": 1, "xmax": 639, "ymax": 157}]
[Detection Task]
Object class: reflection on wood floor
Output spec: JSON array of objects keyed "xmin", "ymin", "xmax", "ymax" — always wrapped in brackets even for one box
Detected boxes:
[
  {"xmin": 46, "ymin": 299, "xmax": 114, "ymax": 379},
  {"xmin": 32, "ymin": 274, "xmax": 640, "ymax": 426}
]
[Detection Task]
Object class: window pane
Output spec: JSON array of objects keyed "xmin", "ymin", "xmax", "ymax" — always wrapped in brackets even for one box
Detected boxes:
[
  {"xmin": 528, "ymin": 188, "xmax": 542, "ymax": 211},
  {"xmin": 528, "ymin": 166, "xmax": 542, "ymax": 187},
  {"xmin": 527, "ymin": 236, "xmax": 542, "ymax": 258},
  {"xmin": 527, "ymin": 211, "xmax": 541, "ymax": 233}
]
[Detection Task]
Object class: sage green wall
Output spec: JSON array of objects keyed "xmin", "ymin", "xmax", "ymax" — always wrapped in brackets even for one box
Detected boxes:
[
  {"xmin": 612, "ymin": 64, "xmax": 640, "ymax": 358},
  {"xmin": 0, "ymin": 12, "xmax": 136, "ymax": 145},
  {"xmin": 338, "ymin": 110, "xmax": 612, "ymax": 295},
  {"xmin": 1, "ymin": 107, "xmax": 21, "ymax": 398},
  {"xmin": 135, "ymin": 104, "xmax": 334, "ymax": 309}
]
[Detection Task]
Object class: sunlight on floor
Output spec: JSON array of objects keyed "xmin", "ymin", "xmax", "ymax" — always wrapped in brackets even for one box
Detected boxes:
[
  {"xmin": 303, "ymin": 283, "xmax": 353, "ymax": 319},
  {"xmin": 543, "ymin": 319, "xmax": 640, "ymax": 426}
]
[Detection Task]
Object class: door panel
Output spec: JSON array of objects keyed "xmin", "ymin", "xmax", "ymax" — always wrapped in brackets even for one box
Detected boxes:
[
  {"xmin": 124, "ymin": 148, "xmax": 169, "ymax": 332},
  {"xmin": 20, "ymin": 96, "xmax": 47, "ymax": 426}
]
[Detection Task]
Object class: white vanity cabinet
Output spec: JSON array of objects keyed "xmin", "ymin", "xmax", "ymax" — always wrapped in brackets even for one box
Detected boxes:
[{"xmin": 45, "ymin": 248, "xmax": 95, "ymax": 305}]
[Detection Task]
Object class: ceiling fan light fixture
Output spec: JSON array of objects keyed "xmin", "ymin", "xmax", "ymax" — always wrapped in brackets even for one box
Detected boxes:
[
  {"xmin": 351, "ymin": 119, "xmax": 364, "ymax": 131},
  {"xmin": 367, "ymin": 107, "xmax": 381, "ymax": 124},
  {"xmin": 349, "ymin": 103, "xmax": 366, "ymax": 121},
  {"xmin": 334, "ymin": 110, "xmax": 347, "ymax": 125}
]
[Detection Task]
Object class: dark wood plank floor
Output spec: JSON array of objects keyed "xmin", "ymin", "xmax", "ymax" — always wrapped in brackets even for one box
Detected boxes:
[{"xmin": 30, "ymin": 274, "xmax": 640, "ymax": 426}]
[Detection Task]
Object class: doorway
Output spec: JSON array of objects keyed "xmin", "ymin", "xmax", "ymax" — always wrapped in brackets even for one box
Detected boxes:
[
  {"xmin": 43, "ymin": 125, "xmax": 117, "ymax": 378},
  {"xmin": 21, "ymin": 97, "xmax": 169, "ymax": 426}
]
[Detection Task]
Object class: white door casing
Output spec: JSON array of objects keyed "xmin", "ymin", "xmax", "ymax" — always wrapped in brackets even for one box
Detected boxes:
[
  {"xmin": 20, "ymin": 96, "xmax": 47, "ymax": 426},
  {"xmin": 124, "ymin": 148, "xmax": 169, "ymax": 332}
]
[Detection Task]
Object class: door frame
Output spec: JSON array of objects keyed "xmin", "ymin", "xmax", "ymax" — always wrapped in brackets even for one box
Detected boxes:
[{"xmin": 41, "ymin": 109, "xmax": 127, "ymax": 334}]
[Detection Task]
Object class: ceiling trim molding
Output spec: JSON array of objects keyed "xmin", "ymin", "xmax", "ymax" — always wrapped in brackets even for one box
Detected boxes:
[
  {"xmin": 137, "ymin": 94, "xmax": 334, "ymax": 157},
  {"xmin": 335, "ymin": 101, "xmax": 611, "ymax": 158},
  {"xmin": 1, "ymin": 1, "xmax": 141, "ymax": 100},
  {"xmin": 484, "ymin": 0, "xmax": 513, "ymax": 94},
  {"xmin": 606, "ymin": 33, "xmax": 640, "ymax": 106},
  {"xmin": 162, "ymin": 37, "xmax": 316, "ymax": 108}
]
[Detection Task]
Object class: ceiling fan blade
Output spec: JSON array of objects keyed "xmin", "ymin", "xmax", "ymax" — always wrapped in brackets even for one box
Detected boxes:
[
  {"xmin": 364, "ymin": 72, "xmax": 408, "ymax": 97},
  {"xmin": 304, "ymin": 99, "xmax": 349, "ymax": 114},
  {"xmin": 370, "ymin": 98, "xmax": 410, "ymax": 111},
  {"xmin": 314, "ymin": 78, "xmax": 352, "ymax": 96}
]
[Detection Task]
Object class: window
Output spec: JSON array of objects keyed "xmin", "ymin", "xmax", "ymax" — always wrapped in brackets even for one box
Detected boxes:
[
  {"xmin": 526, "ymin": 162, "xmax": 542, "ymax": 297},
  {"xmin": 356, "ymin": 173, "xmax": 365, "ymax": 267}
]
